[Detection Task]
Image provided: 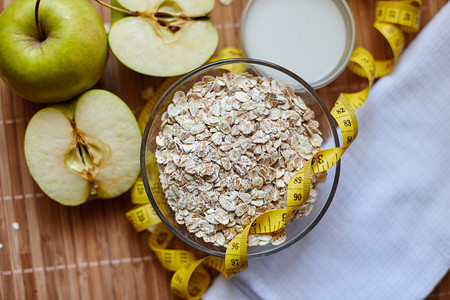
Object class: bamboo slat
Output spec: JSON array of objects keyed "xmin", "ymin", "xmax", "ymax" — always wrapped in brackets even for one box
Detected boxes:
[{"xmin": 0, "ymin": 0, "xmax": 448, "ymax": 299}]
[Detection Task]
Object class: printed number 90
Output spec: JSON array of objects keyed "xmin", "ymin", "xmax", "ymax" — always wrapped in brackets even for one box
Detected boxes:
[{"xmin": 293, "ymin": 193, "xmax": 302, "ymax": 201}]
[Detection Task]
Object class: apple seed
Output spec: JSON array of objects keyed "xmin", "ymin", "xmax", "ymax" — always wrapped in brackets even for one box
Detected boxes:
[{"xmin": 169, "ymin": 26, "xmax": 180, "ymax": 33}]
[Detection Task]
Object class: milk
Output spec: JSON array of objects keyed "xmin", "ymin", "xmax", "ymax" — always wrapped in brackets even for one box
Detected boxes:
[{"xmin": 241, "ymin": 0, "xmax": 351, "ymax": 88}]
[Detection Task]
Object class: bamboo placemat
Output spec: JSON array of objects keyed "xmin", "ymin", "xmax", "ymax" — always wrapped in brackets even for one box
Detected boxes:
[{"xmin": 0, "ymin": 0, "xmax": 448, "ymax": 299}]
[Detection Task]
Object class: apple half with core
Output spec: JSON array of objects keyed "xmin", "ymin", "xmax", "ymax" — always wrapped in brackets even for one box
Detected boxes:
[
  {"xmin": 0, "ymin": 0, "xmax": 108, "ymax": 103},
  {"xmin": 105, "ymin": 0, "xmax": 219, "ymax": 77},
  {"xmin": 24, "ymin": 90, "xmax": 142, "ymax": 206}
]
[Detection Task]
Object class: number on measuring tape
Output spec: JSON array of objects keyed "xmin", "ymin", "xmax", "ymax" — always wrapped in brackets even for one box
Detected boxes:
[
  {"xmin": 156, "ymin": 232, "xmax": 169, "ymax": 245},
  {"xmin": 311, "ymin": 154, "xmax": 324, "ymax": 165},
  {"xmin": 336, "ymin": 107, "xmax": 346, "ymax": 114},
  {"xmin": 293, "ymin": 176, "xmax": 302, "ymax": 184},
  {"xmin": 230, "ymin": 259, "xmax": 240, "ymax": 266},
  {"xmin": 137, "ymin": 210, "xmax": 146, "ymax": 222},
  {"xmin": 293, "ymin": 193, "xmax": 302, "ymax": 202},
  {"xmin": 231, "ymin": 242, "xmax": 239, "ymax": 250}
]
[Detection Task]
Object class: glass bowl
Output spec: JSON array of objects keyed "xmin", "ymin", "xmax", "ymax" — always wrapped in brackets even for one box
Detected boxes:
[{"xmin": 141, "ymin": 58, "xmax": 340, "ymax": 258}]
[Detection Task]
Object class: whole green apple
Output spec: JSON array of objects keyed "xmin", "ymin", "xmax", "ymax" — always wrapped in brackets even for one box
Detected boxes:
[{"xmin": 0, "ymin": 0, "xmax": 108, "ymax": 103}]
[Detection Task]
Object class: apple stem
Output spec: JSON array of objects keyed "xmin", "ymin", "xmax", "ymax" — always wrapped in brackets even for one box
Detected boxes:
[
  {"xmin": 93, "ymin": 0, "xmax": 140, "ymax": 16},
  {"xmin": 35, "ymin": 0, "xmax": 46, "ymax": 41}
]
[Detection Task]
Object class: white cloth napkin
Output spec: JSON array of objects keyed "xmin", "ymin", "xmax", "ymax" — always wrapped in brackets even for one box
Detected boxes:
[{"xmin": 204, "ymin": 3, "xmax": 450, "ymax": 300}]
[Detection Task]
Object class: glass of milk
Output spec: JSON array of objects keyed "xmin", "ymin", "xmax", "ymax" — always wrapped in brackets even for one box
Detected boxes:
[{"xmin": 240, "ymin": 0, "xmax": 355, "ymax": 89}]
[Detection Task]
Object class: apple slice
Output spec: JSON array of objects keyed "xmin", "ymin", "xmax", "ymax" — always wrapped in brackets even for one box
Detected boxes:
[
  {"xmin": 24, "ymin": 89, "xmax": 141, "ymax": 206},
  {"xmin": 107, "ymin": 0, "xmax": 218, "ymax": 77}
]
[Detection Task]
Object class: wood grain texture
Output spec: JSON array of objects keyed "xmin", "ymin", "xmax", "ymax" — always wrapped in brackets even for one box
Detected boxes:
[{"xmin": 0, "ymin": 0, "xmax": 448, "ymax": 299}]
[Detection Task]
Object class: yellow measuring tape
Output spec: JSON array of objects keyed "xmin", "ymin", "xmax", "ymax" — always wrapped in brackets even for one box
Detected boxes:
[{"xmin": 125, "ymin": 1, "xmax": 422, "ymax": 298}]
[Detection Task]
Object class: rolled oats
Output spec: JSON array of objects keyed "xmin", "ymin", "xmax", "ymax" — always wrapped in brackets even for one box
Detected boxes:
[
  {"xmin": 247, "ymin": 235, "xmax": 260, "ymax": 247},
  {"xmin": 155, "ymin": 72, "xmax": 324, "ymax": 248}
]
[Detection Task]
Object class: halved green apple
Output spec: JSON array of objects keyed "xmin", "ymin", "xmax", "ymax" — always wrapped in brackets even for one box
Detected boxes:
[
  {"xmin": 107, "ymin": 0, "xmax": 219, "ymax": 77},
  {"xmin": 24, "ymin": 89, "xmax": 141, "ymax": 206}
]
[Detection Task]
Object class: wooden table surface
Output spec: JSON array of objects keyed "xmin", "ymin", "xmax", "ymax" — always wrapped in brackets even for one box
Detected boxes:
[{"xmin": 1, "ymin": 0, "xmax": 448, "ymax": 299}]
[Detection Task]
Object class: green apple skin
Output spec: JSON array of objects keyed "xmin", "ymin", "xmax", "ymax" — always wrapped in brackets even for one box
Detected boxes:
[
  {"xmin": 0, "ymin": 0, "xmax": 108, "ymax": 103},
  {"xmin": 110, "ymin": 0, "xmax": 128, "ymax": 25}
]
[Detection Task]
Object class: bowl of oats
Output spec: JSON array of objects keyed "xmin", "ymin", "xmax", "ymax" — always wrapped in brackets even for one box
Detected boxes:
[{"xmin": 141, "ymin": 58, "xmax": 340, "ymax": 257}]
